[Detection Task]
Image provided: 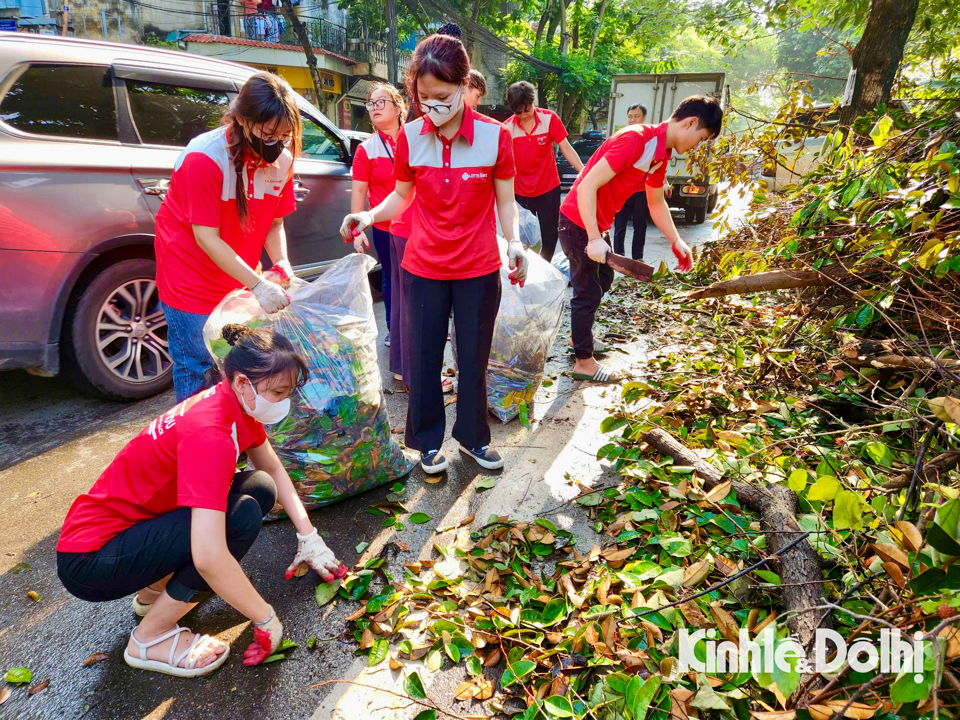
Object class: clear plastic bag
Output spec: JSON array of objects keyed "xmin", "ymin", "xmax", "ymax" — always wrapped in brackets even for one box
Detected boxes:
[
  {"xmin": 203, "ymin": 254, "xmax": 415, "ymax": 518},
  {"xmin": 496, "ymin": 204, "xmax": 543, "ymax": 253},
  {"xmin": 454, "ymin": 239, "xmax": 567, "ymax": 423}
]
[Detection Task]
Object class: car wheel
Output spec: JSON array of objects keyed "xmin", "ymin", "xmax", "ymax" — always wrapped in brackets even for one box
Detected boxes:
[
  {"xmin": 694, "ymin": 205, "xmax": 707, "ymax": 224},
  {"xmin": 64, "ymin": 259, "xmax": 173, "ymax": 400}
]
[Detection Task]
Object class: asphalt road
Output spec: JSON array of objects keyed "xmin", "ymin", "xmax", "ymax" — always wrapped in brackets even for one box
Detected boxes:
[{"xmin": 0, "ymin": 204, "xmax": 734, "ymax": 720}]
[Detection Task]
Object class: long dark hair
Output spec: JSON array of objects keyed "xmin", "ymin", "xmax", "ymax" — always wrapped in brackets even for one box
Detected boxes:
[
  {"xmin": 223, "ymin": 73, "xmax": 303, "ymax": 222},
  {"xmin": 221, "ymin": 324, "xmax": 308, "ymax": 390},
  {"xmin": 405, "ymin": 27, "xmax": 470, "ymax": 118}
]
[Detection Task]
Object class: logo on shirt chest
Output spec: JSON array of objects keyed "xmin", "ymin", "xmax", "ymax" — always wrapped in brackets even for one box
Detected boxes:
[
  {"xmin": 536, "ymin": 136, "xmax": 548, "ymax": 145},
  {"xmin": 461, "ymin": 171, "xmax": 489, "ymax": 181}
]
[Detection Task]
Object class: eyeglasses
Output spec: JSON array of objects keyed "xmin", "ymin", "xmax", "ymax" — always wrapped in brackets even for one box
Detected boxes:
[
  {"xmin": 252, "ymin": 128, "xmax": 294, "ymax": 146},
  {"xmin": 365, "ymin": 98, "xmax": 396, "ymax": 111},
  {"xmin": 417, "ymin": 86, "xmax": 462, "ymax": 117}
]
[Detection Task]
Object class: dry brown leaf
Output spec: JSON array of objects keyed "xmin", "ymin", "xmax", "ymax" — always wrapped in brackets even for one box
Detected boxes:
[
  {"xmin": 424, "ymin": 474, "xmax": 444, "ymax": 484},
  {"xmin": 359, "ymin": 628, "xmax": 376, "ymax": 650},
  {"xmin": 882, "ymin": 561, "xmax": 905, "ymax": 589},
  {"xmin": 939, "ymin": 626, "xmax": 960, "ymax": 659},
  {"xmin": 672, "ymin": 688, "xmax": 695, "ymax": 703},
  {"xmin": 345, "ymin": 605, "xmax": 367, "ymax": 622},
  {"xmin": 455, "ymin": 678, "xmax": 494, "ymax": 701},
  {"xmin": 715, "ymin": 556, "xmax": 739, "ymax": 577},
  {"xmin": 872, "ymin": 543, "xmax": 910, "ymax": 570},
  {"xmin": 405, "ymin": 561, "xmax": 422, "ymax": 575},
  {"xmin": 747, "ymin": 608, "xmax": 760, "ymax": 631},
  {"xmin": 709, "ymin": 602, "xmax": 740, "ymax": 644},
  {"xmin": 601, "ymin": 614, "xmax": 619, "ymax": 645},
  {"xmin": 808, "ymin": 705, "xmax": 833, "ymax": 720},
  {"xmin": 705, "ymin": 481, "xmax": 733, "ymax": 504},
  {"xmin": 292, "ymin": 563, "xmax": 309, "ymax": 578},
  {"xmin": 394, "ymin": 541, "xmax": 410, "ymax": 551},
  {"xmin": 0, "ymin": 687, "xmax": 10, "ymax": 706},
  {"xmin": 751, "ymin": 712, "xmax": 796, "ymax": 720},
  {"xmin": 944, "ymin": 396, "xmax": 960, "ymax": 424},
  {"xmin": 683, "ymin": 560, "xmax": 711, "ymax": 588},
  {"xmin": 680, "ymin": 602, "xmax": 709, "ymax": 627},
  {"xmin": 485, "ymin": 567, "xmax": 500, "ymax": 593},
  {"xmin": 671, "ymin": 696, "xmax": 692, "ymax": 720},
  {"xmin": 389, "ymin": 657, "xmax": 403, "ymax": 670},
  {"xmin": 752, "ymin": 612, "xmax": 777, "ymax": 637},
  {"xmin": 27, "ymin": 679, "xmax": 49, "ymax": 696},
  {"xmin": 584, "ymin": 624, "xmax": 600, "ymax": 646},
  {"xmin": 704, "ymin": 675, "xmax": 724, "ymax": 688},
  {"xmin": 597, "ymin": 576, "xmax": 611, "ymax": 605},
  {"xmin": 548, "ymin": 674, "xmax": 570, "ymax": 697},
  {"xmin": 892, "ymin": 521, "xmax": 923, "ymax": 553},
  {"xmin": 83, "ymin": 652, "xmax": 109, "ymax": 667},
  {"xmin": 483, "ymin": 649, "xmax": 501, "ymax": 667},
  {"xmin": 823, "ymin": 700, "xmax": 880, "ymax": 719},
  {"xmin": 27, "ymin": 590, "xmax": 40, "ymax": 602}
]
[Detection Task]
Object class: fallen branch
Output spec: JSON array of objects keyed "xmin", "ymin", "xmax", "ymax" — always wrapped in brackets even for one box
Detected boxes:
[
  {"xmin": 687, "ymin": 264, "xmax": 851, "ymax": 300},
  {"xmin": 642, "ymin": 428, "xmax": 830, "ymax": 689},
  {"xmin": 836, "ymin": 354, "xmax": 960, "ymax": 371}
]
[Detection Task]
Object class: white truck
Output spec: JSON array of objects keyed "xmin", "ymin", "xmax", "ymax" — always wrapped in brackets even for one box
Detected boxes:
[{"xmin": 607, "ymin": 72, "xmax": 726, "ymax": 224}]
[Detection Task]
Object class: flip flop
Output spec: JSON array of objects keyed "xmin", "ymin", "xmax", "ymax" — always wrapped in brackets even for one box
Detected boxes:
[
  {"xmin": 571, "ymin": 365, "xmax": 622, "ymax": 383},
  {"xmin": 131, "ymin": 585, "xmax": 162, "ymax": 618},
  {"xmin": 124, "ymin": 626, "xmax": 229, "ymax": 678},
  {"xmin": 442, "ymin": 378, "xmax": 454, "ymax": 394}
]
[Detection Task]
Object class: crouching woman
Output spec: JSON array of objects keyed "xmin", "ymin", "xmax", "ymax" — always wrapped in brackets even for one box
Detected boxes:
[{"xmin": 56, "ymin": 325, "xmax": 344, "ymax": 677}]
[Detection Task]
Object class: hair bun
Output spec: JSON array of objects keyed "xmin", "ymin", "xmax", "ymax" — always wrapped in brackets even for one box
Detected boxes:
[
  {"xmin": 437, "ymin": 22, "xmax": 462, "ymax": 39},
  {"xmin": 222, "ymin": 323, "xmax": 253, "ymax": 346}
]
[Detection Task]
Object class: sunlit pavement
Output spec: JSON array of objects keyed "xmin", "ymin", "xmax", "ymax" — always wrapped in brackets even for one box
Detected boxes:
[{"xmin": 0, "ymin": 188, "xmax": 745, "ymax": 719}]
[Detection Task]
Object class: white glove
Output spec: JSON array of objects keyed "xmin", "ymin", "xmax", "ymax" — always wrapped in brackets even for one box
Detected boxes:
[
  {"xmin": 507, "ymin": 240, "xmax": 529, "ymax": 287},
  {"xmin": 244, "ymin": 606, "xmax": 283, "ymax": 666},
  {"xmin": 353, "ymin": 232, "xmax": 371, "ymax": 254},
  {"xmin": 586, "ymin": 237, "xmax": 610, "ymax": 263},
  {"xmin": 271, "ymin": 258, "xmax": 294, "ymax": 280},
  {"xmin": 251, "ymin": 277, "xmax": 290, "ymax": 314},
  {"xmin": 285, "ymin": 528, "xmax": 344, "ymax": 582},
  {"xmin": 340, "ymin": 211, "xmax": 375, "ymax": 241}
]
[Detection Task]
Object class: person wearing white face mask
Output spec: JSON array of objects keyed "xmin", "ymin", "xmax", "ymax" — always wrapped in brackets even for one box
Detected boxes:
[{"xmin": 57, "ymin": 325, "xmax": 344, "ymax": 677}]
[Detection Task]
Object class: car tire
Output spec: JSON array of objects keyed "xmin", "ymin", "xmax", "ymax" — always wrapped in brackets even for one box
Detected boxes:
[
  {"xmin": 63, "ymin": 259, "xmax": 173, "ymax": 401},
  {"xmin": 687, "ymin": 205, "xmax": 707, "ymax": 224}
]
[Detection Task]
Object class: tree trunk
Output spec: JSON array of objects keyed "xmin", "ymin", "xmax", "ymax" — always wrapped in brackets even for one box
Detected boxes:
[
  {"xmin": 279, "ymin": 0, "xmax": 325, "ymax": 109},
  {"xmin": 588, "ymin": 0, "xmax": 608, "ymax": 59},
  {"xmin": 556, "ymin": 0, "xmax": 568, "ymax": 122},
  {"xmin": 839, "ymin": 0, "xmax": 919, "ymax": 125},
  {"xmin": 470, "ymin": 0, "xmax": 485, "ymax": 55},
  {"xmin": 686, "ymin": 263, "xmax": 852, "ymax": 300},
  {"xmin": 535, "ymin": 0, "xmax": 552, "ymax": 48},
  {"xmin": 571, "ymin": 0, "xmax": 581, "ymax": 50}
]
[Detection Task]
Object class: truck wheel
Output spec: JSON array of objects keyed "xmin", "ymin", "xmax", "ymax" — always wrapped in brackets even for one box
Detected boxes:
[
  {"xmin": 694, "ymin": 205, "xmax": 707, "ymax": 224},
  {"xmin": 63, "ymin": 259, "xmax": 173, "ymax": 401}
]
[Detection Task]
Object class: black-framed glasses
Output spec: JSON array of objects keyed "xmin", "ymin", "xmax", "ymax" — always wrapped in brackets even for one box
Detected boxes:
[
  {"xmin": 365, "ymin": 98, "xmax": 396, "ymax": 111},
  {"xmin": 417, "ymin": 86, "xmax": 462, "ymax": 117}
]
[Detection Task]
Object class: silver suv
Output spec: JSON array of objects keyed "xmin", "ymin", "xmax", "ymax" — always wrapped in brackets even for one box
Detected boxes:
[{"xmin": 0, "ymin": 33, "xmax": 356, "ymax": 399}]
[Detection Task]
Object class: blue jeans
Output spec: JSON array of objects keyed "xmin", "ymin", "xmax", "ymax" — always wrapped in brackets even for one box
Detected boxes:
[
  {"xmin": 162, "ymin": 302, "xmax": 213, "ymax": 402},
  {"xmin": 371, "ymin": 226, "xmax": 392, "ymax": 330}
]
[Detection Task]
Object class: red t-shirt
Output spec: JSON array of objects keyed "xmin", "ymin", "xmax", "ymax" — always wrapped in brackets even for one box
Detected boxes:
[
  {"xmin": 560, "ymin": 122, "xmax": 671, "ymax": 233},
  {"xmin": 352, "ymin": 130, "xmax": 413, "ymax": 238},
  {"xmin": 394, "ymin": 106, "xmax": 515, "ymax": 281},
  {"xmin": 505, "ymin": 108, "xmax": 567, "ymax": 198},
  {"xmin": 57, "ymin": 381, "xmax": 267, "ymax": 553},
  {"xmin": 155, "ymin": 126, "xmax": 297, "ymax": 314}
]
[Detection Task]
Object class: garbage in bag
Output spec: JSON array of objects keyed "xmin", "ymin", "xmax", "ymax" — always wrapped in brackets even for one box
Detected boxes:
[
  {"xmin": 454, "ymin": 238, "xmax": 567, "ymax": 423},
  {"xmin": 203, "ymin": 254, "xmax": 415, "ymax": 518},
  {"xmin": 496, "ymin": 204, "xmax": 542, "ymax": 254}
]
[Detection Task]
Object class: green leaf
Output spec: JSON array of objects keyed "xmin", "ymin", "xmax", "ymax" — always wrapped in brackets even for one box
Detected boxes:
[
  {"xmin": 891, "ymin": 670, "xmax": 933, "ymax": 704},
  {"xmin": 368, "ymin": 638, "xmax": 388, "ymax": 666},
  {"xmin": 501, "ymin": 659, "xmax": 535, "ymax": 687},
  {"xmin": 262, "ymin": 653, "xmax": 287, "ymax": 663},
  {"xmin": 356, "ymin": 541, "xmax": 369, "ymax": 554},
  {"xmin": 927, "ymin": 522, "xmax": 960, "ymax": 556},
  {"xmin": 413, "ymin": 712, "xmax": 436, "ymax": 720},
  {"xmin": 833, "ymin": 490, "xmax": 866, "ymax": 531},
  {"xmin": 870, "ymin": 114, "xmax": 894, "ymax": 146},
  {"xmin": 466, "ymin": 655, "xmax": 482, "ymax": 676},
  {"xmin": 426, "ymin": 648, "xmax": 443, "ymax": 672},
  {"xmin": 540, "ymin": 598, "xmax": 568, "ymax": 626},
  {"xmin": 209, "ymin": 337, "xmax": 231, "ymax": 359},
  {"xmin": 3, "ymin": 667, "xmax": 31, "ymax": 684},
  {"xmin": 689, "ymin": 676, "xmax": 730, "ymax": 711},
  {"xmin": 276, "ymin": 639, "xmax": 298, "ymax": 653},
  {"xmin": 855, "ymin": 304, "xmax": 876, "ymax": 328},
  {"xmin": 476, "ymin": 477, "xmax": 497, "ymax": 491},
  {"xmin": 315, "ymin": 579, "xmax": 342, "ymax": 607},
  {"xmin": 519, "ymin": 400, "xmax": 531, "ymax": 429},
  {"xmin": 657, "ymin": 532, "xmax": 693, "ymax": 557},
  {"xmin": 808, "ymin": 475, "xmax": 840, "ymax": 501},
  {"xmin": 307, "ymin": 636, "xmax": 317, "ymax": 649},
  {"xmin": 787, "ymin": 469, "xmax": 809, "ymax": 492},
  {"xmin": 444, "ymin": 642, "xmax": 461, "ymax": 663},
  {"xmin": 626, "ymin": 675, "xmax": 662, "ymax": 720},
  {"xmin": 410, "ymin": 513, "xmax": 431, "ymax": 525},
  {"xmin": 405, "ymin": 671, "xmax": 427, "ymax": 699},
  {"xmin": 863, "ymin": 441, "xmax": 894, "ymax": 467},
  {"xmin": 543, "ymin": 696, "xmax": 576, "ymax": 717}
]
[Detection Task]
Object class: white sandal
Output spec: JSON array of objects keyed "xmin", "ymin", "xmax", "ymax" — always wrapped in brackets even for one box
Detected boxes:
[
  {"xmin": 131, "ymin": 585, "xmax": 162, "ymax": 618},
  {"xmin": 123, "ymin": 626, "xmax": 229, "ymax": 678}
]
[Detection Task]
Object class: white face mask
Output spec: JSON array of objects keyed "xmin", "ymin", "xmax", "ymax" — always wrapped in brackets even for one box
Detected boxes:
[
  {"xmin": 240, "ymin": 381, "xmax": 291, "ymax": 425},
  {"xmin": 425, "ymin": 85, "xmax": 463, "ymax": 127}
]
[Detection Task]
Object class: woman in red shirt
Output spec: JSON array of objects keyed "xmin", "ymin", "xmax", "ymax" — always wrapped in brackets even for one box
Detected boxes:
[
  {"xmin": 504, "ymin": 81, "xmax": 584, "ymax": 261},
  {"xmin": 57, "ymin": 326, "xmax": 344, "ymax": 677},
  {"xmin": 340, "ymin": 25, "xmax": 530, "ymax": 474},
  {"xmin": 155, "ymin": 73, "xmax": 301, "ymax": 403}
]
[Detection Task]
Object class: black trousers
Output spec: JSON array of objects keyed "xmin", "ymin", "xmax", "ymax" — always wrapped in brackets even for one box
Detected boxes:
[
  {"xmin": 516, "ymin": 186, "xmax": 562, "ymax": 261},
  {"xmin": 612, "ymin": 191, "xmax": 649, "ymax": 260},
  {"xmin": 57, "ymin": 471, "xmax": 277, "ymax": 604},
  {"xmin": 402, "ymin": 268, "xmax": 501, "ymax": 452},
  {"xmin": 558, "ymin": 214, "xmax": 615, "ymax": 360}
]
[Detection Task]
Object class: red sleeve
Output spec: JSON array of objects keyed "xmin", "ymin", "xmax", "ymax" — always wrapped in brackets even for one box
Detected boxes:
[
  {"xmin": 549, "ymin": 111, "xmax": 568, "ymax": 144},
  {"xmin": 276, "ymin": 178, "xmax": 296, "ymax": 217},
  {"xmin": 176, "ymin": 152, "xmax": 223, "ymax": 228},
  {"xmin": 394, "ymin": 129, "xmax": 415, "ymax": 182},
  {"xmin": 352, "ymin": 144, "xmax": 372, "ymax": 183},
  {"xmin": 645, "ymin": 158, "xmax": 669, "ymax": 189},
  {"xmin": 176, "ymin": 431, "xmax": 237, "ymax": 511},
  {"xmin": 603, "ymin": 132, "xmax": 646, "ymax": 174},
  {"xmin": 493, "ymin": 125, "xmax": 516, "ymax": 180}
]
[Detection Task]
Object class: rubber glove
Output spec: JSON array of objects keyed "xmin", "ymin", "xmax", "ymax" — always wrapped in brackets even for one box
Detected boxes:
[
  {"xmin": 672, "ymin": 239, "xmax": 693, "ymax": 272},
  {"xmin": 586, "ymin": 236, "xmax": 610, "ymax": 264},
  {"xmin": 339, "ymin": 211, "xmax": 375, "ymax": 242},
  {"xmin": 285, "ymin": 528, "xmax": 345, "ymax": 582},
  {"xmin": 267, "ymin": 259, "xmax": 294, "ymax": 281},
  {"xmin": 243, "ymin": 606, "xmax": 283, "ymax": 666},
  {"xmin": 353, "ymin": 232, "xmax": 371, "ymax": 254},
  {"xmin": 251, "ymin": 277, "xmax": 290, "ymax": 314},
  {"xmin": 507, "ymin": 240, "xmax": 529, "ymax": 287}
]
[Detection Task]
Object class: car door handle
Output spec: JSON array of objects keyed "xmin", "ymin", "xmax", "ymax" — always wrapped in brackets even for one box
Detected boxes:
[
  {"xmin": 137, "ymin": 177, "xmax": 171, "ymax": 196},
  {"xmin": 293, "ymin": 181, "xmax": 310, "ymax": 201}
]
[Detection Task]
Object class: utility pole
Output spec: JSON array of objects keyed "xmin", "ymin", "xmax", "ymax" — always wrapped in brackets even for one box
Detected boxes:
[{"xmin": 386, "ymin": 0, "xmax": 397, "ymax": 85}]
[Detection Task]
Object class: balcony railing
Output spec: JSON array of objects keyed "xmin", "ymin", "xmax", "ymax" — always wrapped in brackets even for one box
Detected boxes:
[{"xmin": 206, "ymin": 7, "xmax": 348, "ymax": 57}]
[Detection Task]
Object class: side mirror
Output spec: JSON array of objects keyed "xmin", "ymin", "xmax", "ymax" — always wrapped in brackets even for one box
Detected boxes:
[{"xmin": 349, "ymin": 137, "xmax": 363, "ymax": 157}]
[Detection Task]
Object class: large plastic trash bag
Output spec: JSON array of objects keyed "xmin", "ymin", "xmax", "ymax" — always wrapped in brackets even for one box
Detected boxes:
[
  {"xmin": 455, "ymin": 239, "xmax": 567, "ymax": 423},
  {"xmin": 203, "ymin": 254, "xmax": 415, "ymax": 518},
  {"xmin": 496, "ymin": 205, "xmax": 542, "ymax": 254}
]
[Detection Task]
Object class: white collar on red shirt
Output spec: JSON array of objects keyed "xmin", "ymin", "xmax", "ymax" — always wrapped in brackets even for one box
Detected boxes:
[
  {"xmin": 508, "ymin": 108, "xmax": 547, "ymax": 137},
  {"xmin": 419, "ymin": 104, "xmax": 477, "ymax": 146}
]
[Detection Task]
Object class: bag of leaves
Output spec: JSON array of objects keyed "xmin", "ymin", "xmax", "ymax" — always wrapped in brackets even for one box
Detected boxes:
[
  {"xmin": 203, "ymin": 254, "xmax": 415, "ymax": 518},
  {"xmin": 455, "ymin": 238, "xmax": 567, "ymax": 423},
  {"xmin": 497, "ymin": 204, "xmax": 543, "ymax": 253}
]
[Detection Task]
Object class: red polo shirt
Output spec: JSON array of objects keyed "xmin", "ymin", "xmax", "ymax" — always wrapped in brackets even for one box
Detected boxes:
[
  {"xmin": 57, "ymin": 381, "xmax": 267, "ymax": 553},
  {"xmin": 394, "ymin": 106, "xmax": 516, "ymax": 281},
  {"xmin": 352, "ymin": 129, "xmax": 413, "ymax": 238},
  {"xmin": 155, "ymin": 126, "xmax": 297, "ymax": 314},
  {"xmin": 505, "ymin": 108, "xmax": 568, "ymax": 198},
  {"xmin": 560, "ymin": 122, "xmax": 671, "ymax": 233}
]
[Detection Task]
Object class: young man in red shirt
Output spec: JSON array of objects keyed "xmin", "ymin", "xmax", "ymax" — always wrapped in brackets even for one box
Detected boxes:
[{"xmin": 559, "ymin": 95, "xmax": 723, "ymax": 382}]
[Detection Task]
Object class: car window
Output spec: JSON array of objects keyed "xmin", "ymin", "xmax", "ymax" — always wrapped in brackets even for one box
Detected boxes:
[
  {"xmin": 571, "ymin": 138, "xmax": 601, "ymax": 160},
  {"xmin": 0, "ymin": 64, "xmax": 117, "ymax": 140},
  {"xmin": 126, "ymin": 81, "xmax": 230, "ymax": 147},
  {"xmin": 300, "ymin": 113, "xmax": 345, "ymax": 162}
]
